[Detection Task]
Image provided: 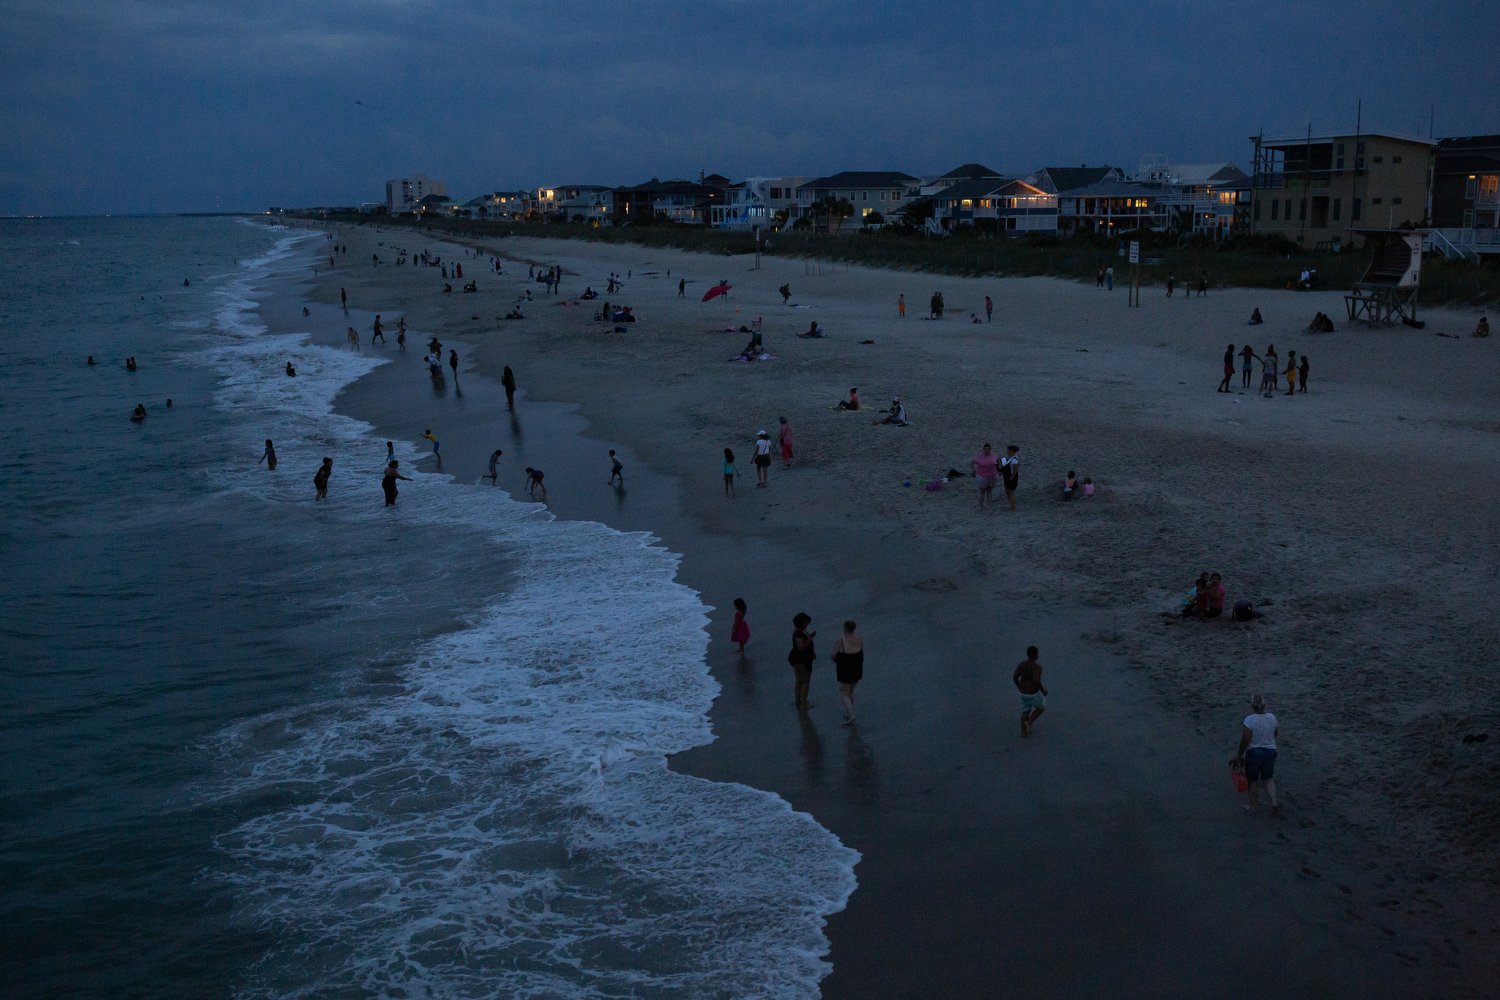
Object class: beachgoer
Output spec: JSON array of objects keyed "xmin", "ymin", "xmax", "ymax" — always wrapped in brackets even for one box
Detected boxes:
[
  {"xmin": 897, "ymin": 294, "xmax": 906, "ymax": 318},
  {"xmin": 382, "ymin": 461, "xmax": 410, "ymax": 506},
  {"xmin": 1259, "ymin": 346, "xmax": 1278, "ymax": 397},
  {"xmin": 423, "ymin": 429, "xmax": 439, "ymax": 455},
  {"xmin": 525, "ymin": 467, "xmax": 546, "ymax": 499},
  {"xmin": 125, "ymin": 357, "xmax": 137, "ymax": 371},
  {"xmin": 285, "ymin": 361, "xmax": 297, "ymax": 377},
  {"xmin": 487, "ymin": 449, "xmax": 502, "ymax": 483},
  {"xmin": 501, "ymin": 366, "xmax": 517, "ymax": 410},
  {"xmin": 1013, "ymin": 645, "xmax": 1047, "ymax": 736},
  {"xmin": 1239, "ymin": 344, "xmax": 1257, "ymax": 388},
  {"xmin": 608, "ymin": 449, "xmax": 623, "ymax": 485},
  {"xmin": 876, "ymin": 399, "xmax": 908, "ymax": 427},
  {"xmin": 788, "ymin": 612, "xmax": 816, "ymax": 710},
  {"xmin": 1096, "ymin": 267, "xmax": 1105, "ymax": 288},
  {"xmin": 1218, "ymin": 344, "xmax": 1234, "ymax": 393},
  {"xmin": 1284, "ymin": 350, "xmax": 1298, "ymax": 396},
  {"xmin": 448, "ymin": 349, "xmax": 459, "ymax": 379},
  {"xmin": 1063, "ymin": 470, "xmax": 1078, "ymax": 500},
  {"xmin": 1298, "ymin": 355, "xmax": 1309, "ymax": 393},
  {"xmin": 372, "ymin": 315, "xmax": 384, "ymax": 345},
  {"xmin": 1183, "ymin": 571, "xmax": 1210, "ymax": 618},
  {"xmin": 1474, "ymin": 316, "xmax": 1490, "ymax": 338},
  {"xmin": 753, "ymin": 430, "xmax": 772, "ymax": 487},
  {"xmin": 340, "ymin": 287, "xmax": 347, "ymax": 310},
  {"xmin": 1249, "ymin": 307, "xmax": 1263, "ymax": 325},
  {"xmin": 833, "ymin": 620, "xmax": 864, "ymax": 725},
  {"xmin": 777, "ymin": 416, "xmax": 794, "ymax": 468},
  {"xmin": 259, "ymin": 439, "xmax": 277, "ymax": 470},
  {"xmin": 1197, "ymin": 271, "xmax": 1208, "ymax": 296},
  {"xmin": 1105, "ymin": 266, "xmax": 1113, "ymax": 291},
  {"xmin": 313, "ymin": 457, "xmax": 332, "ymax": 500},
  {"xmin": 678, "ymin": 278, "xmax": 685, "ymax": 298},
  {"xmin": 836, "ymin": 387, "xmax": 860, "ymax": 411},
  {"xmin": 730, "ymin": 597, "xmax": 750, "ymax": 653},
  {"xmin": 87, "ymin": 355, "xmax": 96, "ymax": 366},
  {"xmin": 984, "ymin": 295, "xmax": 993, "ymax": 322},
  {"xmin": 130, "ymin": 403, "xmax": 147, "ymax": 423},
  {"xmin": 930, "ymin": 291, "xmax": 940, "ymax": 319},
  {"xmin": 1207, "ymin": 572, "xmax": 1226, "ymax": 618},
  {"xmin": 973, "ymin": 442, "xmax": 999, "ymax": 507},
  {"xmin": 723, "ymin": 447, "xmax": 737, "ymax": 497},
  {"xmin": 1166, "ymin": 274, "xmax": 1176, "ymax": 297},
  {"xmin": 1235, "ymin": 694, "xmax": 1281, "ymax": 815},
  {"xmin": 780, "ymin": 283, "xmax": 791, "ymax": 304},
  {"xmin": 1000, "ymin": 445, "xmax": 1020, "ymax": 510},
  {"xmin": 397, "ymin": 328, "xmax": 406, "ymax": 352}
]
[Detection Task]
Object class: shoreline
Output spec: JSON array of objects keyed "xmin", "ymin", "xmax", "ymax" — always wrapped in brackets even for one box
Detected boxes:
[{"xmin": 269, "ymin": 220, "xmax": 1497, "ymax": 997}]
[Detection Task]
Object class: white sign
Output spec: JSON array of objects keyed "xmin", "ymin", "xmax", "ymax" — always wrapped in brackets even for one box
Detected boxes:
[{"xmin": 1128, "ymin": 241, "xmax": 1140, "ymax": 264}]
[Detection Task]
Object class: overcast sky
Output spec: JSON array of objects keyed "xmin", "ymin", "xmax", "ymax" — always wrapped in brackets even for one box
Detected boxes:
[{"xmin": 1, "ymin": 0, "xmax": 1494, "ymax": 215}]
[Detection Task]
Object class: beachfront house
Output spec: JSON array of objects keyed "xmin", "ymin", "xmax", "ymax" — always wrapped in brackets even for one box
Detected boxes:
[
  {"xmin": 1025, "ymin": 165, "xmax": 1124, "ymax": 197},
  {"xmin": 458, "ymin": 191, "xmax": 525, "ymax": 221},
  {"xmin": 928, "ymin": 175, "xmax": 1058, "ymax": 234},
  {"xmin": 553, "ymin": 185, "xmax": 615, "ymax": 225},
  {"xmin": 710, "ymin": 176, "xmax": 812, "ymax": 231},
  {"xmin": 385, "ymin": 174, "xmax": 447, "ymax": 215},
  {"xmin": 416, "ymin": 193, "xmax": 454, "ymax": 217},
  {"xmin": 1429, "ymin": 135, "xmax": 1500, "ymax": 258},
  {"xmin": 1249, "ymin": 129, "xmax": 1437, "ymax": 249},
  {"xmin": 1055, "ymin": 180, "xmax": 1166, "ymax": 235},
  {"xmin": 795, "ymin": 171, "xmax": 923, "ymax": 230},
  {"xmin": 1135, "ymin": 160, "xmax": 1251, "ymax": 239},
  {"xmin": 612, "ymin": 179, "xmax": 724, "ymax": 226}
]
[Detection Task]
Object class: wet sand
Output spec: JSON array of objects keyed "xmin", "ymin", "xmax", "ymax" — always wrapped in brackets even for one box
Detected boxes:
[{"xmin": 276, "ymin": 222, "xmax": 1498, "ymax": 998}]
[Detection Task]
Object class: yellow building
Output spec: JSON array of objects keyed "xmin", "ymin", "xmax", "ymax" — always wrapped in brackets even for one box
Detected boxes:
[{"xmin": 1249, "ymin": 131, "xmax": 1435, "ymax": 248}]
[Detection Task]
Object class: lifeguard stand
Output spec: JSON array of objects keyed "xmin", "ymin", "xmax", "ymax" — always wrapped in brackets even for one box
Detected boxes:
[{"xmin": 1344, "ymin": 229, "xmax": 1424, "ymax": 325}]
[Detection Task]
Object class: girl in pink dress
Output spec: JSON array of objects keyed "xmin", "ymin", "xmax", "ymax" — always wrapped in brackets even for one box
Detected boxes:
[
  {"xmin": 777, "ymin": 416, "xmax": 794, "ymax": 467},
  {"xmin": 730, "ymin": 598, "xmax": 750, "ymax": 653}
]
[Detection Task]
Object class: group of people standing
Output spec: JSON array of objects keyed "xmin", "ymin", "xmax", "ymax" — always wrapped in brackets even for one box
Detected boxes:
[
  {"xmin": 782, "ymin": 611, "xmax": 864, "ymax": 724},
  {"xmin": 1219, "ymin": 344, "xmax": 1308, "ymax": 396}
]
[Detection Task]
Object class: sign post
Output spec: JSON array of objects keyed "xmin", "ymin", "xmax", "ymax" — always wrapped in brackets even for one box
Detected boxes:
[{"xmin": 1128, "ymin": 240, "xmax": 1141, "ymax": 307}]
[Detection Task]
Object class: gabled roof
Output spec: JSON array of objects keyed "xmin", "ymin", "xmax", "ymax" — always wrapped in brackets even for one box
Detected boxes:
[
  {"xmin": 932, "ymin": 177, "xmax": 1012, "ymax": 201},
  {"xmin": 934, "ymin": 163, "xmax": 1002, "ymax": 183},
  {"xmin": 803, "ymin": 171, "xmax": 922, "ymax": 190},
  {"xmin": 1058, "ymin": 180, "xmax": 1166, "ymax": 200},
  {"xmin": 701, "ymin": 173, "xmax": 734, "ymax": 187},
  {"xmin": 1029, "ymin": 166, "xmax": 1122, "ymax": 193}
]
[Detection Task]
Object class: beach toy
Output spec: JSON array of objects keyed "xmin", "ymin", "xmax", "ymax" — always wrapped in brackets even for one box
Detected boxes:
[{"xmin": 1230, "ymin": 760, "xmax": 1248, "ymax": 793}]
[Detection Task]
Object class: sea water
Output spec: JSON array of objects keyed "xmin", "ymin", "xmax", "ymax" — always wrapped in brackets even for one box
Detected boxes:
[{"xmin": 0, "ymin": 217, "xmax": 857, "ymax": 998}]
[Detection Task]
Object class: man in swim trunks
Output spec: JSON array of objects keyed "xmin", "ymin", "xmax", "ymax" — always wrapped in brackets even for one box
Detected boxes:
[
  {"xmin": 1013, "ymin": 645, "xmax": 1047, "ymax": 736},
  {"xmin": 372, "ymin": 315, "xmax": 385, "ymax": 345}
]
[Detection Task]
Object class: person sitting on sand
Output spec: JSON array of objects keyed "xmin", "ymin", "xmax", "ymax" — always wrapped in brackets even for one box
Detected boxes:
[
  {"xmin": 1306, "ymin": 312, "xmax": 1334, "ymax": 333},
  {"xmin": 1206, "ymin": 572, "xmax": 1226, "ymax": 618},
  {"xmin": 1062, "ymin": 470, "xmax": 1077, "ymax": 500},
  {"xmin": 462, "ymin": 281, "xmax": 477, "ymax": 293},
  {"xmin": 836, "ymin": 387, "xmax": 860, "ymax": 410},
  {"xmin": 740, "ymin": 328, "xmax": 764, "ymax": 359},
  {"xmin": 1082, "ymin": 476, "xmax": 1094, "ymax": 496},
  {"xmin": 798, "ymin": 321, "xmax": 824, "ymax": 339},
  {"xmin": 1248, "ymin": 307, "xmax": 1263, "ymax": 325},
  {"xmin": 875, "ymin": 398, "xmax": 908, "ymax": 426},
  {"xmin": 581, "ymin": 287, "xmax": 597, "ymax": 299},
  {"xmin": 443, "ymin": 283, "xmax": 453, "ymax": 293},
  {"xmin": 1474, "ymin": 316, "xmax": 1490, "ymax": 338},
  {"xmin": 1182, "ymin": 572, "xmax": 1210, "ymax": 618}
]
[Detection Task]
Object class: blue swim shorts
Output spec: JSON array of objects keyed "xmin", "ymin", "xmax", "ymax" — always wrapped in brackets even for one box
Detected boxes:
[
  {"xmin": 1019, "ymin": 691, "xmax": 1046, "ymax": 713},
  {"xmin": 1243, "ymin": 747, "xmax": 1276, "ymax": 782}
]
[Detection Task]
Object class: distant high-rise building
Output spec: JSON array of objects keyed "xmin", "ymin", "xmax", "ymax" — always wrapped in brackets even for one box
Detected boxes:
[{"xmin": 385, "ymin": 174, "xmax": 447, "ymax": 215}]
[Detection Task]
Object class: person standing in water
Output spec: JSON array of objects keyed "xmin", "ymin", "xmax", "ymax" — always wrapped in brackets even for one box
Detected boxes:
[
  {"xmin": 833, "ymin": 620, "xmax": 865, "ymax": 725},
  {"xmin": 382, "ymin": 460, "xmax": 410, "ymax": 506},
  {"xmin": 372, "ymin": 315, "xmax": 385, "ymax": 345},
  {"xmin": 422, "ymin": 429, "xmax": 439, "ymax": 456},
  {"xmin": 730, "ymin": 597, "xmax": 750, "ymax": 653},
  {"xmin": 1013, "ymin": 645, "xmax": 1047, "ymax": 736},
  {"xmin": 313, "ymin": 457, "xmax": 333, "ymax": 500},
  {"xmin": 386, "ymin": 440, "xmax": 395, "ymax": 465},
  {"xmin": 259, "ymin": 439, "xmax": 277, "ymax": 471},
  {"xmin": 788, "ymin": 612, "xmax": 816, "ymax": 710},
  {"xmin": 486, "ymin": 449, "xmax": 503, "ymax": 483},
  {"xmin": 607, "ymin": 449, "xmax": 624, "ymax": 485},
  {"xmin": 340, "ymin": 287, "xmax": 347, "ymax": 310},
  {"xmin": 501, "ymin": 366, "xmax": 518, "ymax": 410}
]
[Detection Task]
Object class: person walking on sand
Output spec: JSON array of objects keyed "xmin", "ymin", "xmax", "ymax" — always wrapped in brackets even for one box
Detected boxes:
[
  {"xmin": 730, "ymin": 597, "xmax": 750, "ymax": 653},
  {"xmin": 1284, "ymin": 350, "xmax": 1298, "ymax": 396},
  {"xmin": 422, "ymin": 429, "xmax": 439, "ymax": 456},
  {"xmin": 340, "ymin": 287, "xmax": 347, "ymax": 311},
  {"xmin": 1000, "ymin": 445, "xmax": 1020, "ymax": 510},
  {"xmin": 1105, "ymin": 265, "xmax": 1114, "ymax": 291},
  {"xmin": 382, "ymin": 460, "xmax": 410, "ymax": 506},
  {"xmin": 1259, "ymin": 345, "xmax": 1278, "ymax": 397},
  {"xmin": 678, "ymin": 278, "xmax": 685, "ymax": 298},
  {"xmin": 984, "ymin": 295, "xmax": 993, "ymax": 322},
  {"xmin": 448, "ymin": 349, "xmax": 459, "ymax": 380},
  {"xmin": 777, "ymin": 416, "xmax": 794, "ymax": 468},
  {"xmin": 1198, "ymin": 270, "xmax": 1208, "ymax": 296},
  {"xmin": 1218, "ymin": 344, "xmax": 1235, "ymax": 393},
  {"xmin": 313, "ymin": 457, "xmax": 332, "ymax": 500},
  {"xmin": 723, "ymin": 448, "xmax": 738, "ymax": 497},
  {"xmin": 1166, "ymin": 274, "xmax": 1176, "ymax": 297},
  {"xmin": 753, "ymin": 430, "xmax": 772, "ymax": 487},
  {"xmin": 1013, "ymin": 645, "xmax": 1047, "ymax": 736},
  {"xmin": 501, "ymin": 366, "xmax": 517, "ymax": 410},
  {"xmin": 788, "ymin": 612, "xmax": 816, "ymax": 710},
  {"xmin": 833, "ymin": 620, "xmax": 865, "ymax": 725},
  {"xmin": 259, "ymin": 439, "xmax": 277, "ymax": 471},
  {"xmin": 1235, "ymin": 693, "xmax": 1281, "ymax": 815},
  {"xmin": 973, "ymin": 442, "xmax": 1000, "ymax": 508},
  {"xmin": 1299, "ymin": 354, "xmax": 1309, "ymax": 393},
  {"xmin": 372, "ymin": 315, "xmax": 385, "ymax": 345},
  {"xmin": 1239, "ymin": 343, "xmax": 1257, "ymax": 389},
  {"xmin": 897, "ymin": 294, "xmax": 906, "ymax": 318},
  {"xmin": 607, "ymin": 449, "xmax": 623, "ymax": 485},
  {"xmin": 486, "ymin": 449, "xmax": 503, "ymax": 483}
]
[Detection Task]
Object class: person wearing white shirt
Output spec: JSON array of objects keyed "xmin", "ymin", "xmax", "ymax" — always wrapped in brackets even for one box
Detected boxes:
[{"xmin": 1235, "ymin": 693, "xmax": 1281, "ymax": 816}]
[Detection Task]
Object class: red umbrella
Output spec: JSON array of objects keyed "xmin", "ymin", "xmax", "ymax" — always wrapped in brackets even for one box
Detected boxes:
[{"xmin": 701, "ymin": 282, "xmax": 731, "ymax": 302}]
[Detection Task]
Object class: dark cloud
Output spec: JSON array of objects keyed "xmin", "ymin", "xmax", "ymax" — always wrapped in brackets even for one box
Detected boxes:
[{"xmin": 0, "ymin": 0, "xmax": 1492, "ymax": 214}]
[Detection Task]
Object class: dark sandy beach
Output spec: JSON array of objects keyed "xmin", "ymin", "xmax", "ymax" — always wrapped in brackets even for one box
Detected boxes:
[{"xmin": 266, "ymin": 221, "xmax": 1497, "ymax": 998}]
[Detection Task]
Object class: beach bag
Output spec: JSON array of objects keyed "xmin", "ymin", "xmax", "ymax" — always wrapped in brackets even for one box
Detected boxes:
[
  {"xmin": 1232, "ymin": 599, "xmax": 1254, "ymax": 622},
  {"xmin": 1230, "ymin": 759, "xmax": 1248, "ymax": 793}
]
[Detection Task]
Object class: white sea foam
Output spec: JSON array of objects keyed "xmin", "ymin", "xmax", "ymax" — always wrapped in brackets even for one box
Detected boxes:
[{"xmin": 202, "ymin": 231, "xmax": 860, "ymax": 998}]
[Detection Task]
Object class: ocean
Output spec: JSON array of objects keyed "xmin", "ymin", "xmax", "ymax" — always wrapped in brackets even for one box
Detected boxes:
[{"xmin": 0, "ymin": 216, "xmax": 857, "ymax": 998}]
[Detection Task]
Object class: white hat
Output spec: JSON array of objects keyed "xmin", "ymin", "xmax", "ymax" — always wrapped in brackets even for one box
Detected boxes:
[{"xmin": 757, "ymin": 429, "xmax": 767, "ymax": 436}]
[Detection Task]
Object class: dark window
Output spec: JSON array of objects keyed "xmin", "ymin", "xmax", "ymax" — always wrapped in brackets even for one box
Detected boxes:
[
  {"xmin": 1285, "ymin": 199, "xmax": 1293, "ymax": 219},
  {"xmin": 1392, "ymin": 196, "xmax": 1403, "ymax": 205},
  {"xmin": 1392, "ymin": 156, "xmax": 1403, "ymax": 164},
  {"xmin": 1356, "ymin": 158, "xmax": 1365, "ymax": 170},
  {"xmin": 1356, "ymin": 142, "xmax": 1365, "ymax": 153},
  {"xmin": 1299, "ymin": 199, "xmax": 1307, "ymax": 221},
  {"xmin": 1352, "ymin": 198, "xmax": 1362, "ymax": 220},
  {"xmin": 1254, "ymin": 199, "xmax": 1261, "ymax": 220},
  {"xmin": 1373, "ymin": 156, "xmax": 1383, "ymax": 164},
  {"xmin": 1373, "ymin": 197, "xmax": 1383, "ymax": 205},
  {"xmin": 1332, "ymin": 198, "xmax": 1341, "ymax": 221},
  {"xmin": 1270, "ymin": 200, "xmax": 1279, "ymax": 220},
  {"xmin": 1336, "ymin": 158, "xmax": 1344, "ymax": 170}
]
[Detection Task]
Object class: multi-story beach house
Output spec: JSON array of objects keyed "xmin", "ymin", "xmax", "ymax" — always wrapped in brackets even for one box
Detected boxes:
[
  {"xmin": 1135, "ymin": 160, "xmax": 1251, "ymax": 239},
  {"xmin": 1429, "ymin": 135, "xmax": 1500, "ymax": 258},
  {"xmin": 385, "ymin": 174, "xmax": 447, "ymax": 215},
  {"xmin": 611, "ymin": 179, "xmax": 724, "ymax": 225},
  {"xmin": 710, "ymin": 176, "xmax": 812, "ymax": 230},
  {"xmin": 1249, "ymin": 130, "xmax": 1437, "ymax": 248},
  {"xmin": 553, "ymin": 185, "xmax": 615, "ymax": 224},
  {"xmin": 927, "ymin": 176, "xmax": 1058, "ymax": 234},
  {"xmin": 1053, "ymin": 179, "xmax": 1167, "ymax": 235},
  {"xmin": 456, "ymin": 191, "xmax": 525, "ymax": 221},
  {"xmin": 795, "ymin": 171, "xmax": 922, "ymax": 229},
  {"xmin": 1025, "ymin": 165, "xmax": 1124, "ymax": 197}
]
